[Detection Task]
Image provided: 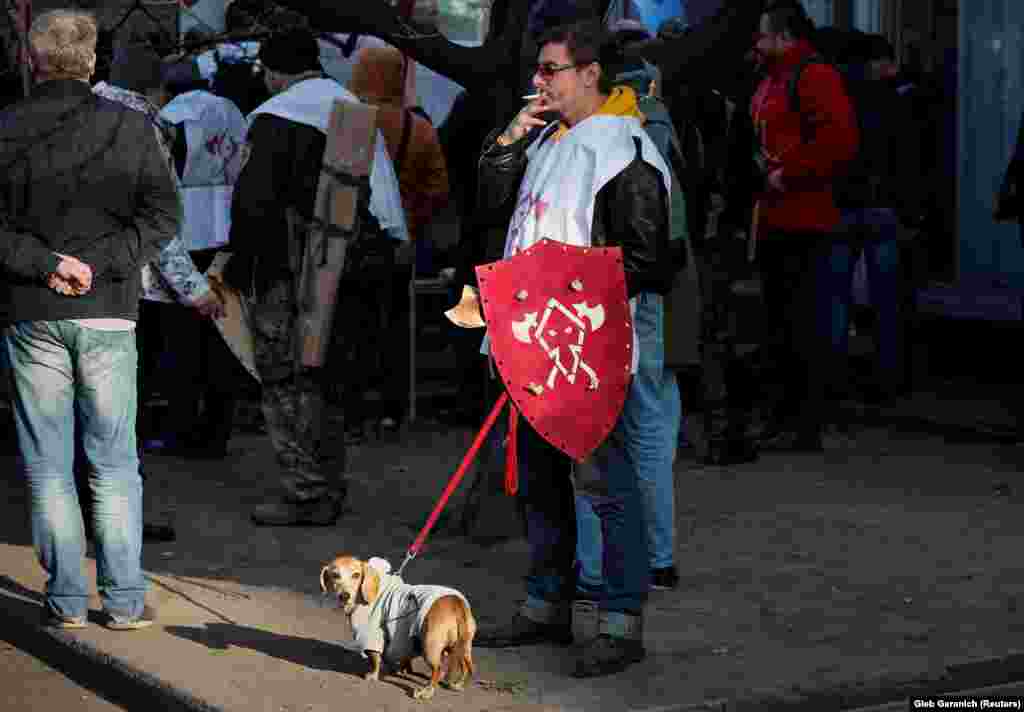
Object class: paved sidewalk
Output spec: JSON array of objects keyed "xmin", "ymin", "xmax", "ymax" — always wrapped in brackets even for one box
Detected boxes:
[{"xmin": 2, "ymin": 412, "xmax": 1024, "ymax": 711}]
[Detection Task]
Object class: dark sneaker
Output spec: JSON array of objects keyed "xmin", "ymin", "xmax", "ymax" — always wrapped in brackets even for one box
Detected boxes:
[
  {"xmin": 251, "ymin": 491, "xmax": 344, "ymax": 526},
  {"xmin": 650, "ymin": 566, "xmax": 680, "ymax": 591},
  {"xmin": 102, "ymin": 605, "xmax": 157, "ymax": 631},
  {"xmin": 701, "ymin": 439, "xmax": 758, "ymax": 466},
  {"xmin": 759, "ymin": 430, "xmax": 824, "ymax": 453},
  {"xmin": 143, "ymin": 520, "xmax": 177, "ymax": 542},
  {"xmin": 41, "ymin": 610, "xmax": 87, "ymax": 630},
  {"xmin": 176, "ymin": 443, "xmax": 230, "ymax": 460},
  {"xmin": 572, "ymin": 634, "xmax": 645, "ymax": 678},
  {"xmin": 475, "ymin": 614, "xmax": 573, "ymax": 648}
]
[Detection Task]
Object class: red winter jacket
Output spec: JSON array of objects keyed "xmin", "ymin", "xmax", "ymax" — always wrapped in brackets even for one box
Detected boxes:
[{"xmin": 750, "ymin": 40, "xmax": 858, "ymax": 235}]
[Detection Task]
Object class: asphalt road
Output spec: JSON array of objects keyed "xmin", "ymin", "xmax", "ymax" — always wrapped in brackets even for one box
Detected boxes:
[
  {"xmin": 848, "ymin": 681, "xmax": 1024, "ymax": 711},
  {"xmin": 0, "ymin": 637, "xmax": 125, "ymax": 712}
]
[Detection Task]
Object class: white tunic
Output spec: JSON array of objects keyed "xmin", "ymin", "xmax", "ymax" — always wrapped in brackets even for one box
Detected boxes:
[
  {"xmin": 483, "ymin": 114, "xmax": 671, "ymax": 373},
  {"xmin": 159, "ymin": 90, "xmax": 248, "ymax": 251},
  {"xmin": 246, "ymin": 77, "xmax": 409, "ymax": 244}
]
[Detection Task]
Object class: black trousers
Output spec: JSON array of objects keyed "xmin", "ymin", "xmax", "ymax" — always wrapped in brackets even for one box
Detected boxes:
[
  {"xmin": 757, "ymin": 232, "xmax": 831, "ymax": 436},
  {"xmin": 161, "ymin": 249, "xmax": 248, "ymax": 450},
  {"xmin": 329, "ymin": 265, "xmax": 397, "ymax": 427}
]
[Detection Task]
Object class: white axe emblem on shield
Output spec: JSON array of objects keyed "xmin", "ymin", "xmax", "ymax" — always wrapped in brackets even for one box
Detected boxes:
[{"xmin": 511, "ymin": 298, "xmax": 606, "ymax": 391}]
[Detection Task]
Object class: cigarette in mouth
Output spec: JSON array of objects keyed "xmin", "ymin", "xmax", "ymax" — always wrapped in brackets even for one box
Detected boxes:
[{"xmin": 522, "ymin": 93, "xmax": 542, "ymax": 100}]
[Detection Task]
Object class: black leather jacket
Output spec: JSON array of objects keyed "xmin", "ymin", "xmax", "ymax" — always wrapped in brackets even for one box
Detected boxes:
[{"xmin": 474, "ymin": 126, "xmax": 672, "ymax": 298}]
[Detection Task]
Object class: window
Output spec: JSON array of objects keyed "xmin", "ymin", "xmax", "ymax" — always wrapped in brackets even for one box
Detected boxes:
[
  {"xmin": 800, "ymin": 0, "xmax": 834, "ymax": 27},
  {"xmin": 437, "ymin": 0, "xmax": 489, "ymax": 43},
  {"xmin": 852, "ymin": 0, "xmax": 881, "ymax": 33}
]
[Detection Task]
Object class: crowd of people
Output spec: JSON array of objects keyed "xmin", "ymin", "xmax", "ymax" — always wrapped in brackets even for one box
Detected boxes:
[{"xmin": 0, "ymin": 0, "xmax": 956, "ymax": 681}]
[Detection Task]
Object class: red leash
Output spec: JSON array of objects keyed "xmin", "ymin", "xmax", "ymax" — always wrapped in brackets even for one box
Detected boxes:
[
  {"xmin": 398, "ymin": 391, "xmax": 512, "ymax": 575},
  {"xmin": 504, "ymin": 406, "xmax": 519, "ymax": 496}
]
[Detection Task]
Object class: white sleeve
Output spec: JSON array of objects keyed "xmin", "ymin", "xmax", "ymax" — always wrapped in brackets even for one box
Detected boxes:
[{"xmin": 368, "ymin": 129, "xmax": 409, "ymax": 243}]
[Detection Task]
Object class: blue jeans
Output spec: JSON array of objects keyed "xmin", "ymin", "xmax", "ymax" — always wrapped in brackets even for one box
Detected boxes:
[
  {"xmin": 828, "ymin": 209, "xmax": 903, "ymax": 390},
  {"xmin": 501, "ymin": 295, "xmax": 660, "ymax": 619},
  {"xmin": 3, "ymin": 321, "xmax": 146, "ymax": 622},
  {"xmin": 576, "ymin": 294, "xmax": 679, "ymax": 591}
]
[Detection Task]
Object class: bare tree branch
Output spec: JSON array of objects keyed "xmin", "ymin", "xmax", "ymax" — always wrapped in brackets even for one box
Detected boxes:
[
  {"xmin": 625, "ymin": 0, "xmax": 765, "ymax": 91},
  {"xmin": 267, "ymin": 0, "xmax": 532, "ymax": 96}
]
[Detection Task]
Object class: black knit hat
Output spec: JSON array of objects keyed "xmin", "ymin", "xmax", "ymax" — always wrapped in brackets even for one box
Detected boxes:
[{"xmin": 258, "ymin": 29, "xmax": 322, "ymax": 75}]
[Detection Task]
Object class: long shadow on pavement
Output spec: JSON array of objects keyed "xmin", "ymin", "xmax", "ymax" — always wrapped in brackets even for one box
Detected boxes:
[{"xmin": 163, "ymin": 622, "xmax": 425, "ymax": 697}]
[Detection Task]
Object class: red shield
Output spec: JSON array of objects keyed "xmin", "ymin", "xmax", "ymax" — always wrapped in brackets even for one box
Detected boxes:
[{"xmin": 476, "ymin": 239, "xmax": 633, "ymax": 463}]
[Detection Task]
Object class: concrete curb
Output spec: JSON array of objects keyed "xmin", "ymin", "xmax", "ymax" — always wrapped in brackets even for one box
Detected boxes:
[
  {"xmin": 0, "ymin": 594, "xmax": 224, "ymax": 712},
  {"xmin": 5, "ymin": 587, "xmax": 1024, "ymax": 712}
]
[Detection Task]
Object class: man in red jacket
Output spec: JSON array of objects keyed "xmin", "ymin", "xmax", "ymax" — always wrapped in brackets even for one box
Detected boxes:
[{"xmin": 749, "ymin": 0, "xmax": 858, "ymax": 451}]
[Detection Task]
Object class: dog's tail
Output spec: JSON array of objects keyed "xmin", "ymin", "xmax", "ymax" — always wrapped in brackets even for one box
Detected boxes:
[{"xmin": 451, "ymin": 598, "xmax": 477, "ymax": 686}]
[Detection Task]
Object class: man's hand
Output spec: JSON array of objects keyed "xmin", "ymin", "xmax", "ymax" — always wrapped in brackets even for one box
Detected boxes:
[
  {"xmin": 47, "ymin": 274, "xmax": 85, "ymax": 296},
  {"xmin": 50, "ymin": 254, "xmax": 93, "ymax": 296},
  {"xmin": 499, "ymin": 94, "xmax": 552, "ymax": 145},
  {"xmin": 192, "ymin": 290, "xmax": 226, "ymax": 320}
]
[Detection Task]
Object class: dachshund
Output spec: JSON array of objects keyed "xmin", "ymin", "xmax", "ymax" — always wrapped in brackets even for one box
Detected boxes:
[{"xmin": 320, "ymin": 555, "xmax": 476, "ymax": 701}]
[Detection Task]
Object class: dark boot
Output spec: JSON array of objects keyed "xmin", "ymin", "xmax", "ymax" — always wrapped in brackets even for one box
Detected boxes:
[
  {"xmin": 476, "ymin": 605, "xmax": 573, "ymax": 648},
  {"xmin": 759, "ymin": 429, "xmax": 824, "ymax": 453},
  {"xmin": 251, "ymin": 490, "xmax": 345, "ymax": 526},
  {"xmin": 571, "ymin": 599, "xmax": 599, "ymax": 650},
  {"xmin": 573, "ymin": 611, "xmax": 645, "ymax": 678},
  {"xmin": 701, "ymin": 438, "xmax": 758, "ymax": 466}
]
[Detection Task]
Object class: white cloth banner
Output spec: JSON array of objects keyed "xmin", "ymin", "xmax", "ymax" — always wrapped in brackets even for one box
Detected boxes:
[{"xmin": 247, "ymin": 77, "xmax": 409, "ymax": 243}]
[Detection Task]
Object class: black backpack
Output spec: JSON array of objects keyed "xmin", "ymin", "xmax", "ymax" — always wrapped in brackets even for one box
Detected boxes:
[
  {"xmin": 785, "ymin": 55, "xmax": 902, "ymax": 211},
  {"xmin": 210, "ymin": 60, "xmax": 270, "ymax": 116},
  {"xmin": 643, "ymin": 95, "xmax": 710, "ymax": 254}
]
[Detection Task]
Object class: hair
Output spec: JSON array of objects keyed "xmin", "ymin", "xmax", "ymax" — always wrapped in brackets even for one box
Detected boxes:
[
  {"xmin": 865, "ymin": 33, "xmax": 895, "ymax": 62},
  {"xmin": 225, "ymin": 0, "xmax": 262, "ymax": 33},
  {"xmin": 535, "ymin": 18, "xmax": 618, "ymax": 95},
  {"xmin": 28, "ymin": 9, "xmax": 98, "ymax": 81},
  {"xmin": 656, "ymin": 17, "xmax": 689, "ymax": 42},
  {"xmin": 762, "ymin": 1, "xmax": 817, "ymax": 42}
]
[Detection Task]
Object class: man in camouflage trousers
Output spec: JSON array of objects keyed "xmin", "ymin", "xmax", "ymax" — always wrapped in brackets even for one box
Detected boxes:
[
  {"xmin": 226, "ymin": 30, "xmax": 407, "ymax": 525},
  {"xmin": 248, "ymin": 279, "xmax": 336, "ymax": 511}
]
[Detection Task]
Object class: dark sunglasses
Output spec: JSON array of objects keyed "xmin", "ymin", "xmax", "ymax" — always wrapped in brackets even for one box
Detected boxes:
[{"xmin": 531, "ymin": 61, "xmax": 580, "ymax": 79}]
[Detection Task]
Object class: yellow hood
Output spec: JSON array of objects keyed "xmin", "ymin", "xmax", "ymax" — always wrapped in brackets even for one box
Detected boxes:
[{"xmin": 550, "ymin": 85, "xmax": 645, "ymax": 142}]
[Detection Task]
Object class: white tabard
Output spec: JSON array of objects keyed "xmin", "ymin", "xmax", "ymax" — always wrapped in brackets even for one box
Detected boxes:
[
  {"xmin": 482, "ymin": 114, "xmax": 671, "ymax": 374},
  {"xmin": 246, "ymin": 77, "xmax": 409, "ymax": 244}
]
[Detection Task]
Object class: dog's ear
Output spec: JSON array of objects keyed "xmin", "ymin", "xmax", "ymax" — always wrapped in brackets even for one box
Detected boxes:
[
  {"xmin": 319, "ymin": 565, "xmax": 332, "ymax": 594},
  {"xmin": 359, "ymin": 560, "xmax": 380, "ymax": 605}
]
